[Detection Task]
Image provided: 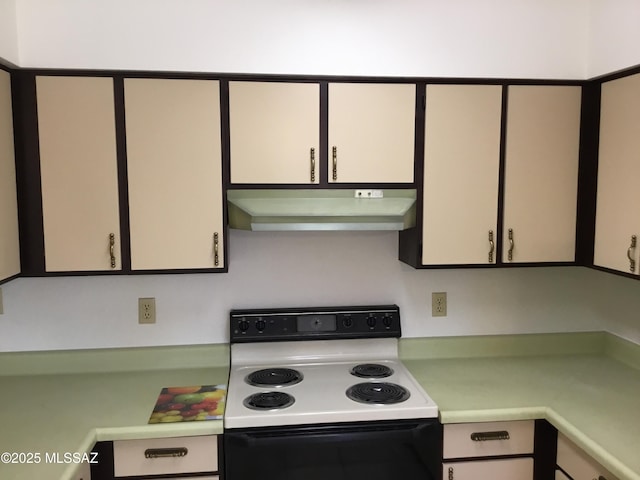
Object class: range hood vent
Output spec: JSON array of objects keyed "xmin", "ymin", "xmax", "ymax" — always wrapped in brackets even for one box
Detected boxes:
[{"xmin": 227, "ymin": 189, "xmax": 417, "ymax": 231}]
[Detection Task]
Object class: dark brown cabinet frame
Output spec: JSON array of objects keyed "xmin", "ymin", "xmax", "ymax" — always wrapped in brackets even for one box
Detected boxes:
[{"xmin": 3, "ymin": 64, "xmax": 640, "ymax": 280}]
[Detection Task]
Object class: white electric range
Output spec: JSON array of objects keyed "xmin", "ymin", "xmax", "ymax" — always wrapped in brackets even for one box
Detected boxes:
[{"xmin": 223, "ymin": 305, "xmax": 441, "ymax": 480}]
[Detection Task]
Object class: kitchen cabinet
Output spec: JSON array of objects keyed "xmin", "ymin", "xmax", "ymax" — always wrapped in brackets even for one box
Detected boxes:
[
  {"xmin": 421, "ymin": 84, "xmax": 502, "ymax": 265},
  {"xmin": 112, "ymin": 435, "xmax": 219, "ymax": 477},
  {"xmin": 328, "ymin": 82, "xmax": 415, "ymax": 183},
  {"xmin": 229, "ymin": 81, "xmax": 320, "ymax": 184},
  {"xmin": 124, "ymin": 78, "xmax": 224, "ymax": 270},
  {"xmin": 556, "ymin": 432, "xmax": 618, "ymax": 480},
  {"xmin": 0, "ymin": 69, "xmax": 20, "ymax": 283},
  {"xmin": 593, "ymin": 73, "xmax": 640, "ymax": 274},
  {"xmin": 36, "ymin": 75, "xmax": 122, "ymax": 272},
  {"xmin": 555, "ymin": 470, "xmax": 571, "ymax": 480},
  {"xmin": 502, "ymin": 85, "xmax": 581, "ymax": 263},
  {"xmin": 443, "ymin": 420, "xmax": 535, "ymax": 480},
  {"xmin": 72, "ymin": 460, "xmax": 91, "ymax": 480},
  {"xmin": 445, "ymin": 458, "xmax": 533, "ymax": 480}
]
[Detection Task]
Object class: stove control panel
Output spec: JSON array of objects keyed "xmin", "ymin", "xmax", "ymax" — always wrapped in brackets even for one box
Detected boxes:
[{"xmin": 230, "ymin": 305, "xmax": 401, "ymax": 343}]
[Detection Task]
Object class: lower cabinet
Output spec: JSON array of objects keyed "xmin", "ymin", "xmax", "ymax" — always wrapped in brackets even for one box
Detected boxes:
[
  {"xmin": 443, "ymin": 420, "xmax": 535, "ymax": 480},
  {"xmin": 91, "ymin": 435, "xmax": 220, "ymax": 479},
  {"xmin": 72, "ymin": 459, "xmax": 92, "ymax": 480},
  {"xmin": 445, "ymin": 458, "xmax": 533, "ymax": 480},
  {"xmin": 556, "ymin": 433, "xmax": 618, "ymax": 480}
]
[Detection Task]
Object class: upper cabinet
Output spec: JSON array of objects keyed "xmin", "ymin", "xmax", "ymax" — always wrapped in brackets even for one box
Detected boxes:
[
  {"xmin": 124, "ymin": 78, "xmax": 225, "ymax": 271},
  {"xmin": 593, "ymin": 73, "xmax": 640, "ymax": 275},
  {"xmin": 502, "ymin": 85, "xmax": 581, "ymax": 263},
  {"xmin": 0, "ymin": 69, "xmax": 20, "ymax": 283},
  {"xmin": 422, "ymin": 84, "xmax": 502, "ymax": 265},
  {"xmin": 328, "ymin": 83, "xmax": 415, "ymax": 184},
  {"xmin": 229, "ymin": 81, "xmax": 320, "ymax": 184},
  {"xmin": 36, "ymin": 75, "xmax": 122, "ymax": 273}
]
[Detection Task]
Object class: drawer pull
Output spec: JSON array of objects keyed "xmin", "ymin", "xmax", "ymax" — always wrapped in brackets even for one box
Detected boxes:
[
  {"xmin": 448, "ymin": 466, "xmax": 454, "ymax": 480},
  {"xmin": 470, "ymin": 430, "xmax": 510, "ymax": 441},
  {"xmin": 144, "ymin": 447, "xmax": 188, "ymax": 459}
]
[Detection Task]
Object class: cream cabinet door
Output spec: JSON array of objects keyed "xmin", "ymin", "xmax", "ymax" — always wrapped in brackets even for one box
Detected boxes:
[
  {"xmin": 556, "ymin": 433, "xmax": 619, "ymax": 480},
  {"xmin": 502, "ymin": 85, "xmax": 581, "ymax": 263},
  {"xmin": 328, "ymin": 83, "xmax": 415, "ymax": 183},
  {"xmin": 36, "ymin": 76, "xmax": 121, "ymax": 272},
  {"xmin": 229, "ymin": 81, "xmax": 319, "ymax": 184},
  {"xmin": 594, "ymin": 73, "xmax": 640, "ymax": 274},
  {"xmin": 0, "ymin": 69, "xmax": 20, "ymax": 282},
  {"xmin": 444, "ymin": 458, "xmax": 533, "ymax": 480},
  {"xmin": 422, "ymin": 84, "xmax": 502, "ymax": 265},
  {"xmin": 125, "ymin": 78, "xmax": 224, "ymax": 270}
]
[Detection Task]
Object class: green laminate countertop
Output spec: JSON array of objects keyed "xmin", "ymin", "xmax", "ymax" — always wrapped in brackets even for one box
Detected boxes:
[
  {"xmin": 0, "ymin": 344, "xmax": 229, "ymax": 480},
  {"xmin": 1, "ymin": 333, "xmax": 639, "ymax": 480},
  {"xmin": 401, "ymin": 332, "xmax": 640, "ymax": 480}
]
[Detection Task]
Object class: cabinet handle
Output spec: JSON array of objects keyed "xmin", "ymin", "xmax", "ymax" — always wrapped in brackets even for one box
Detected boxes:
[
  {"xmin": 448, "ymin": 466, "xmax": 454, "ymax": 480},
  {"xmin": 332, "ymin": 146, "xmax": 338, "ymax": 181},
  {"xmin": 488, "ymin": 230, "xmax": 494, "ymax": 263},
  {"xmin": 627, "ymin": 235, "xmax": 636, "ymax": 272},
  {"xmin": 214, "ymin": 232, "xmax": 220, "ymax": 267},
  {"xmin": 508, "ymin": 228, "xmax": 514, "ymax": 262},
  {"xmin": 310, "ymin": 147, "xmax": 316, "ymax": 182},
  {"xmin": 144, "ymin": 447, "xmax": 188, "ymax": 459},
  {"xmin": 470, "ymin": 430, "xmax": 510, "ymax": 441},
  {"xmin": 109, "ymin": 233, "xmax": 116, "ymax": 269}
]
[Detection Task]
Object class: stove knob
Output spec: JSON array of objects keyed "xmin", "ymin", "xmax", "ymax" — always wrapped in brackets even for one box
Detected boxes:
[
  {"xmin": 238, "ymin": 320, "xmax": 250, "ymax": 332},
  {"xmin": 366, "ymin": 315, "xmax": 377, "ymax": 328},
  {"xmin": 383, "ymin": 315, "xmax": 393, "ymax": 328},
  {"xmin": 342, "ymin": 317, "xmax": 353, "ymax": 328},
  {"xmin": 255, "ymin": 319, "xmax": 266, "ymax": 332}
]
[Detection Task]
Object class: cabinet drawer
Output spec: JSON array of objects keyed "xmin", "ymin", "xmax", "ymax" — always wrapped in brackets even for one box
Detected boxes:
[
  {"xmin": 113, "ymin": 435, "xmax": 218, "ymax": 477},
  {"xmin": 444, "ymin": 457, "xmax": 533, "ymax": 480},
  {"xmin": 443, "ymin": 420, "xmax": 534, "ymax": 459},
  {"xmin": 556, "ymin": 433, "xmax": 618, "ymax": 480},
  {"xmin": 555, "ymin": 469, "xmax": 571, "ymax": 480}
]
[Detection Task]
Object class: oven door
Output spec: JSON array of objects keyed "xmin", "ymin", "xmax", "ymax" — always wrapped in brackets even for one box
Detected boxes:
[{"xmin": 224, "ymin": 419, "xmax": 442, "ymax": 480}]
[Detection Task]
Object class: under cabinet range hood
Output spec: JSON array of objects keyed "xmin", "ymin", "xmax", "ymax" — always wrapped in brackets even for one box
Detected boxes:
[{"xmin": 227, "ymin": 189, "xmax": 417, "ymax": 231}]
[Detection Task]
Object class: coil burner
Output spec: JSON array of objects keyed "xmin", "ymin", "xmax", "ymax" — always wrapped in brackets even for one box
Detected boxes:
[
  {"xmin": 350, "ymin": 363, "xmax": 394, "ymax": 379},
  {"xmin": 243, "ymin": 391, "xmax": 296, "ymax": 411},
  {"xmin": 245, "ymin": 368, "xmax": 303, "ymax": 387},
  {"xmin": 346, "ymin": 382, "xmax": 410, "ymax": 405}
]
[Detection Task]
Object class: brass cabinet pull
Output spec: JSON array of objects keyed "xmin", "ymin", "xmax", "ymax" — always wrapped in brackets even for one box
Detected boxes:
[
  {"xmin": 448, "ymin": 466, "xmax": 454, "ymax": 480},
  {"xmin": 109, "ymin": 233, "xmax": 116, "ymax": 269},
  {"xmin": 627, "ymin": 235, "xmax": 636, "ymax": 272},
  {"xmin": 488, "ymin": 230, "xmax": 495, "ymax": 263},
  {"xmin": 310, "ymin": 147, "xmax": 316, "ymax": 182},
  {"xmin": 471, "ymin": 430, "xmax": 510, "ymax": 441},
  {"xmin": 144, "ymin": 447, "xmax": 188, "ymax": 459},
  {"xmin": 214, "ymin": 232, "xmax": 220, "ymax": 267},
  {"xmin": 508, "ymin": 228, "xmax": 514, "ymax": 262},
  {"xmin": 332, "ymin": 146, "xmax": 337, "ymax": 181}
]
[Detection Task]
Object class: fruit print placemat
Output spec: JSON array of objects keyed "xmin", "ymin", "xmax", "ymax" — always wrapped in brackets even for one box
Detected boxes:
[{"xmin": 149, "ymin": 385, "xmax": 226, "ymax": 423}]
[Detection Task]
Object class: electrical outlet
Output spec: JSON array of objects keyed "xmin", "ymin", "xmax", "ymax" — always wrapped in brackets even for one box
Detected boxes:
[
  {"xmin": 432, "ymin": 292, "xmax": 447, "ymax": 317},
  {"xmin": 0, "ymin": 287, "xmax": 3, "ymax": 315},
  {"xmin": 138, "ymin": 297, "xmax": 156, "ymax": 324}
]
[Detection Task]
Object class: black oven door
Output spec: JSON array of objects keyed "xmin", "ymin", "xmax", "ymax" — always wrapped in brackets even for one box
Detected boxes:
[{"xmin": 224, "ymin": 419, "xmax": 442, "ymax": 480}]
